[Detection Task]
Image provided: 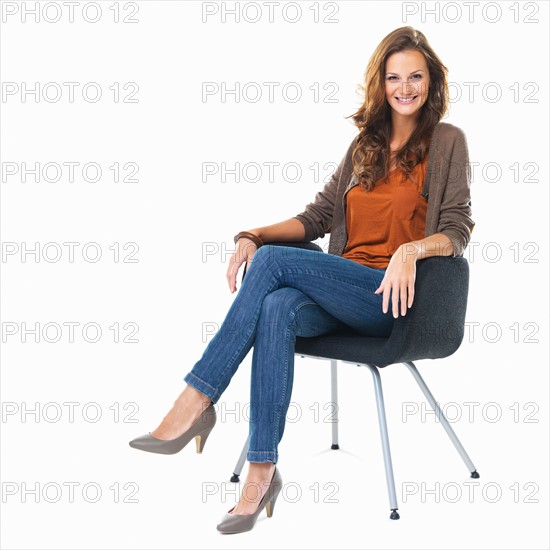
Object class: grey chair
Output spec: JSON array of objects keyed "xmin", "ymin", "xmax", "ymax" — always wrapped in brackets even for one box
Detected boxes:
[{"xmin": 230, "ymin": 240, "xmax": 479, "ymax": 520}]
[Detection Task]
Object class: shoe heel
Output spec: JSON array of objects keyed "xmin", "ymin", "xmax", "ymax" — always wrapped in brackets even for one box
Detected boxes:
[
  {"xmin": 265, "ymin": 487, "xmax": 281, "ymax": 518},
  {"xmin": 195, "ymin": 427, "xmax": 214, "ymax": 454}
]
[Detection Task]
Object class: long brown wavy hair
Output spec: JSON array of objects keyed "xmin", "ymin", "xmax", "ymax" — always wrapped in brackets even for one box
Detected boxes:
[{"xmin": 345, "ymin": 26, "xmax": 449, "ymax": 191}]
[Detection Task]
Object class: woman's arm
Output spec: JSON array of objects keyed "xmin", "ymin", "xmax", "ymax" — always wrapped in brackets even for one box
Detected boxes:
[
  {"xmin": 244, "ymin": 218, "xmax": 306, "ymax": 243},
  {"xmin": 226, "ymin": 218, "xmax": 307, "ymax": 293},
  {"xmin": 227, "ymin": 136, "xmax": 356, "ymax": 292},
  {"xmin": 402, "ymin": 233, "xmax": 454, "ymax": 261},
  {"xmin": 289, "ymin": 135, "xmax": 359, "ymax": 242},
  {"xmin": 434, "ymin": 126, "xmax": 475, "ymax": 257}
]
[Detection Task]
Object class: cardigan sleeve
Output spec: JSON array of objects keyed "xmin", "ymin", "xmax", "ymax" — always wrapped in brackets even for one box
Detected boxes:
[
  {"xmin": 293, "ymin": 137, "xmax": 356, "ymax": 242},
  {"xmin": 437, "ymin": 127, "xmax": 476, "ymax": 257}
]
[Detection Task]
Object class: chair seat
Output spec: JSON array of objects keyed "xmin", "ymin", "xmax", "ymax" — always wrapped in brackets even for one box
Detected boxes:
[{"xmin": 296, "ymin": 332, "xmax": 390, "ymax": 367}]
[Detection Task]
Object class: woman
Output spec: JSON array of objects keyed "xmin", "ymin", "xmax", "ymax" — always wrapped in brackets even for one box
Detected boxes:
[{"xmin": 129, "ymin": 25, "xmax": 475, "ymax": 534}]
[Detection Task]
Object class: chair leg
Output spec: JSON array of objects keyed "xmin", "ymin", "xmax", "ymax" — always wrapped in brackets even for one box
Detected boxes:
[
  {"xmin": 364, "ymin": 364, "xmax": 400, "ymax": 520},
  {"xmin": 403, "ymin": 361, "xmax": 479, "ymax": 478},
  {"xmin": 230, "ymin": 434, "xmax": 250, "ymax": 482},
  {"xmin": 330, "ymin": 359, "xmax": 339, "ymax": 449}
]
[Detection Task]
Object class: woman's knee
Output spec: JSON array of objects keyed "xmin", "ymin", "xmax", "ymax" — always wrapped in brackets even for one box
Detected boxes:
[
  {"xmin": 251, "ymin": 244, "xmax": 306, "ymax": 269},
  {"xmin": 259, "ymin": 288, "xmax": 312, "ymax": 324},
  {"xmin": 251, "ymin": 244, "xmax": 280, "ymax": 261}
]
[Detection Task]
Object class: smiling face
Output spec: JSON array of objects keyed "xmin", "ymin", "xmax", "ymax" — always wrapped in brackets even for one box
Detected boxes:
[{"xmin": 384, "ymin": 49, "xmax": 430, "ymax": 123}]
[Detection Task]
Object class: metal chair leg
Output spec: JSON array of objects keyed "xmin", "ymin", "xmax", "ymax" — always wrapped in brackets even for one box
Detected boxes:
[
  {"xmin": 330, "ymin": 359, "xmax": 340, "ymax": 449},
  {"xmin": 230, "ymin": 434, "xmax": 250, "ymax": 482},
  {"xmin": 364, "ymin": 363, "xmax": 400, "ymax": 520},
  {"xmin": 403, "ymin": 361, "xmax": 479, "ymax": 478}
]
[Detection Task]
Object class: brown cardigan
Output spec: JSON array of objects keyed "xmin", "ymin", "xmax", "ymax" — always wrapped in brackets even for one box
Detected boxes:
[{"xmin": 293, "ymin": 121, "xmax": 475, "ymax": 258}]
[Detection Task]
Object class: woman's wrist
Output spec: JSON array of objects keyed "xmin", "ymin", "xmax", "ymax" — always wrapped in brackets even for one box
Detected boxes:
[{"xmin": 234, "ymin": 230, "xmax": 264, "ymax": 249}]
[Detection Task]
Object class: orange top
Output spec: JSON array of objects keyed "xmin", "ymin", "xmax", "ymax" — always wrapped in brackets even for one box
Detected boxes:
[{"xmin": 342, "ymin": 156, "xmax": 428, "ymax": 269}]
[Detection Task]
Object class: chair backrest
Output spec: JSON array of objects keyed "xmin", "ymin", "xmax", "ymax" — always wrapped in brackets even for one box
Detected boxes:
[{"xmin": 383, "ymin": 255, "xmax": 470, "ymax": 365}]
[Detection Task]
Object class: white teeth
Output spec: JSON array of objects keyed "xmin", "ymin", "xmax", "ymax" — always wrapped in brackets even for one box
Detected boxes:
[{"xmin": 396, "ymin": 96, "xmax": 416, "ymax": 103}]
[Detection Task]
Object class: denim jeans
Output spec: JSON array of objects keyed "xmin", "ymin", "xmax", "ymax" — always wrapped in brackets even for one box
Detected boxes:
[{"xmin": 184, "ymin": 245, "xmax": 395, "ymax": 464}]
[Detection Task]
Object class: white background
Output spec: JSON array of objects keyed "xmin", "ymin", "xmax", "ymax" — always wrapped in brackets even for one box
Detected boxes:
[{"xmin": 1, "ymin": 1, "xmax": 548, "ymax": 549}]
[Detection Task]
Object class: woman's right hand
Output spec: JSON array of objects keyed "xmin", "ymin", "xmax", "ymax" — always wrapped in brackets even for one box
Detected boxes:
[{"xmin": 226, "ymin": 237, "xmax": 259, "ymax": 294}]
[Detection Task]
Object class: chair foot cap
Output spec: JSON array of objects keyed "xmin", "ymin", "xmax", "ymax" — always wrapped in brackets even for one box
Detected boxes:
[
  {"xmin": 230, "ymin": 474, "xmax": 240, "ymax": 482},
  {"xmin": 470, "ymin": 470, "xmax": 480, "ymax": 479},
  {"xmin": 390, "ymin": 509, "xmax": 400, "ymax": 520},
  {"xmin": 331, "ymin": 444, "xmax": 340, "ymax": 450}
]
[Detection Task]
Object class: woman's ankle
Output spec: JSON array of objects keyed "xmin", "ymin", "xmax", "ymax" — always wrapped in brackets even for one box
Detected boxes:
[
  {"xmin": 183, "ymin": 385, "xmax": 212, "ymax": 408},
  {"xmin": 247, "ymin": 461, "xmax": 276, "ymax": 479},
  {"xmin": 151, "ymin": 387, "xmax": 211, "ymax": 439}
]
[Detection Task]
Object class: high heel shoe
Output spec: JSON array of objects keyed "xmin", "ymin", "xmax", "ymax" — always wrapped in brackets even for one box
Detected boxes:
[
  {"xmin": 129, "ymin": 403, "xmax": 216, "ymax": 455},
  {"xmin": 216, "ymin": 466, "xmax": 282, "ymax": 534}
]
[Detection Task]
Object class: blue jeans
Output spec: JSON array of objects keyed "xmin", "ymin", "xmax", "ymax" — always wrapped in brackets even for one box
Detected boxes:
[{"xmin": 184, "ymin": 245, "xmax": 395, "ymax": 464}]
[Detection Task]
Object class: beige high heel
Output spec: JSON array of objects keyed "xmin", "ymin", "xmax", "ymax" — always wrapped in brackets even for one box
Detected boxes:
[
  {"xmin": 216, "ymin": 466, "xmax": 282, "ymax": 534},
  {"xmin": 129, "ymin": 403, "xmax": 216, "ymax": 455}
]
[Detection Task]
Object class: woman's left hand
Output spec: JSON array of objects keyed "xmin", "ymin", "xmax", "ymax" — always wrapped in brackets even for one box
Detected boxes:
[{"xmin": 374, "ymin": 243, "xmax": 418, "ymax": 318}]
